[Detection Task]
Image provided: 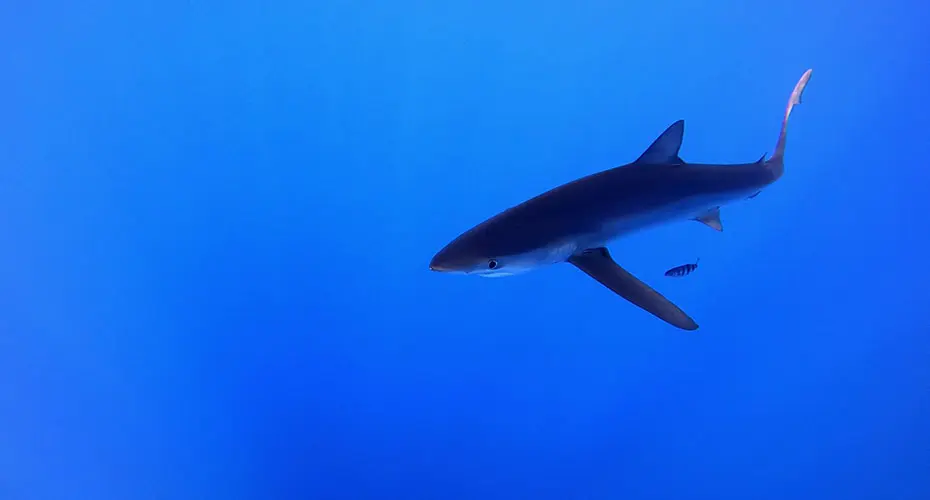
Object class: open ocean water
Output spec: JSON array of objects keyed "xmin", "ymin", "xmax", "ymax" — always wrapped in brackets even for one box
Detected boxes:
[{"xmin": 1, "ymin": 1, "xmax": 929, "ymax": 499}]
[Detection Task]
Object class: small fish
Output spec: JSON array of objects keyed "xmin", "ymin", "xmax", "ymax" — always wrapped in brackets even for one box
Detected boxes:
[{"xmin": 665, "ymin": 258, "xmax": 700, "ymax": 278}]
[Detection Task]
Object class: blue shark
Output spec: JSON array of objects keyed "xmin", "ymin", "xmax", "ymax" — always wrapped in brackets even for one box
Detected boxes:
[{"xmin": 430, "ymin": 69, "xmax": 813, "ymax": 330}]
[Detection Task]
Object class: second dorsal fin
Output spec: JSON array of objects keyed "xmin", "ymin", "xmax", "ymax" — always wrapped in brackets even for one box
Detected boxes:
[{"xmin": 635, "ymin": 120, "xmax": 686, "ymax": 165}]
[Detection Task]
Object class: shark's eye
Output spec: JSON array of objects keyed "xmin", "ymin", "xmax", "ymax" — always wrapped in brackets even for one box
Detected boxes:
[{"xmin": 487, "ymin": 259, "xmax": 499, "ymax": 270}]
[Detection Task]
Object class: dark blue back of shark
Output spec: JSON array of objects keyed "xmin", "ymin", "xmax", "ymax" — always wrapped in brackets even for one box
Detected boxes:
[
  {"xmin": 454, "ymin": 159, "xmax": 775, "ymax": 258},
  {"xmin": 436, "ymin": 119, "xmax": 777, "ymax": 263}
]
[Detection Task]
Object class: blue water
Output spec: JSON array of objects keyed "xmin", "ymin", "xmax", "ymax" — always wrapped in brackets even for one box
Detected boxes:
[{"xmin": 2, "ymin": 1, "xmax": 929, "ymax": 499}]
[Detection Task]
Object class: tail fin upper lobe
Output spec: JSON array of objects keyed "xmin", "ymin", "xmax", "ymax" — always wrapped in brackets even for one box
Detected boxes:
[{"xmin": 767, "ymin": 69, "xmax": 813, "ymax": 179}]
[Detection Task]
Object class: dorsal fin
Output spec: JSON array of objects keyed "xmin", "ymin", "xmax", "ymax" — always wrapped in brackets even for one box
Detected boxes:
[
  {"xmin": 693, "ymin": 207, "xmax": 723, "ymax": 231},
  {"xmin": 635, "ymin": 120, "xmax": 686, "ymax": 165}
]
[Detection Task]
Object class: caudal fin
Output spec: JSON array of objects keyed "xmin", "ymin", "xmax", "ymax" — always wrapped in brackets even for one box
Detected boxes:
[{"xmin": 767, "ymin": 69, "xmax": 813, "ymax": 178}]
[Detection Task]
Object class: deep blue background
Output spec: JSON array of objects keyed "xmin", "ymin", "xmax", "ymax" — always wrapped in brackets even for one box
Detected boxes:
[{"xmin": 2, "ymin": 1, "xmax": 929, "ymax": 499}]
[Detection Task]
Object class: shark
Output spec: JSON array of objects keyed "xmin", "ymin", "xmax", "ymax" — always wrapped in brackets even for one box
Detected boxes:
[{"xmin": 429, "ymin": 69, "xmax": 813, "ymax": 330}]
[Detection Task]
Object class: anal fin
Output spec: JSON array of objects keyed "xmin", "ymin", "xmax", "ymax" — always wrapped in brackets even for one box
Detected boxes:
[
  {"xmin": 568, "ymin": 247, "xmax": 699, "ymax": 331},
  {"xmin": 693, "ymin": 207, "xmax": 723, "ymax": 232}
]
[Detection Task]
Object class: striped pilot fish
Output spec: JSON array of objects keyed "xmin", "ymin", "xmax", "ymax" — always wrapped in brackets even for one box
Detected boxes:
[{"xmin": 665, "ymin": 258, "xmax": 700, "ymax": 278}]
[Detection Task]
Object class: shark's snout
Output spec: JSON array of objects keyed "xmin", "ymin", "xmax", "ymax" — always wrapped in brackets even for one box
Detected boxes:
[
  {"xmin": 429, "ymin": 249, "xmax": 452, "ymax": 272},
  {"xmin": 429, "ymin": 250, "xmax": 464, "ymax": 273},
  {"xmin": 429, "ymin": 239, "xmax": 475, "ymax": 273},
  {"xmin": 428, "ymin": 257, "xmax": 450, "ymax": 272}
]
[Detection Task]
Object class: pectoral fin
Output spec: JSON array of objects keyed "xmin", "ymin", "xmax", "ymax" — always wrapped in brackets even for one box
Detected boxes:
[
  {"xmin": 693, "ymin": 207, "xmax": 723, "ymax": 231},
  {"xmin": 568, "ymin": 247, "xmax": 699, "ymax": 331}
]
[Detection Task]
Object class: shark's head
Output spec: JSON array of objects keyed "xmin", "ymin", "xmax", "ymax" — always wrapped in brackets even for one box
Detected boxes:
[
  {"xmin": 429, "ymin": 237, "xmax": 528, "ymax": 278},
  {"xmin": 429, "ymin": 223, "xmax": 578, "ymax": 278}
]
